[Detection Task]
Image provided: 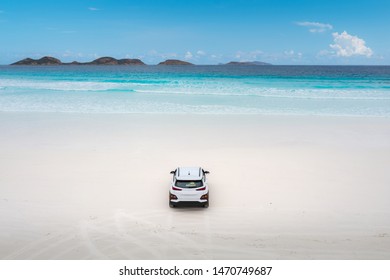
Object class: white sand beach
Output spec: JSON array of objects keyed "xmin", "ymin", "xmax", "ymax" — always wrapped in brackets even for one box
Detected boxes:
[{"xmin": 0, "ymin": 112, "xmax": 389, "ymax": 259}]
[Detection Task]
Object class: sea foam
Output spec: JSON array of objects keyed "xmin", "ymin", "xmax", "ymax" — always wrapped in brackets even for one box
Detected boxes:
[{"xmin": 1, "ymin": 65, "xmax": 390, "ymax": 116}]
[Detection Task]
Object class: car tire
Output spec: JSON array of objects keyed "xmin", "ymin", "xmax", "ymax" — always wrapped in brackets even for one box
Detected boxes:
[
  {"xmin": 204, "ymin": 195, "xmax": 209, "ymax": 208},
  {"xmin": 169, "ymin": 203, "xmax": 175, "ymax": 208}
]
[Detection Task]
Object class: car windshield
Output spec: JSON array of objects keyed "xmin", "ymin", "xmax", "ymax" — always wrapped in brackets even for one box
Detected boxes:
[{"xmin": 175, "ymin": 180, "xmax": 203, "ymax": 188}]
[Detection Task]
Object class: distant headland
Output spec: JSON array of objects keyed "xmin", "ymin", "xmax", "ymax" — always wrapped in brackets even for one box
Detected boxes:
[
  {"xmin": 10, "ymin": 56, "xmax": 271, "ymax": 66},
  {"xmin": 224, "ymin": 61, "xmax": 272, "ymax": 66}
]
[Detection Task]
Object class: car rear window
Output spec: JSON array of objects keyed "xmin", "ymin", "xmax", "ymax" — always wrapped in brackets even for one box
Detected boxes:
[{"xmin": 175, "ymin": 180, "xmax": 203, "ymax": 188}]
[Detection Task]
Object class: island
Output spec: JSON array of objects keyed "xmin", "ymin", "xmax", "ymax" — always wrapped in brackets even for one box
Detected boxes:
[
  {"xmin": 11, "ymin": 56, "xmax": 62, "ymax": 66},
  {"xmin": 158, "ymin": 59, "xmax": 193, "ymax": 65},
  {"xmin": 86, "ymin": 57, "xmax": 145, "ymax": 65},
  {"xmin": 10, "ymin": 56, "xmax": 271, "ymax": 66},
  {"xmin": 225, "ymin": 61, "xmax": 272, "ymax": 66},
  {"xmin": 11, "ymin": 56, "xmax": 146, "ymax": 66}
]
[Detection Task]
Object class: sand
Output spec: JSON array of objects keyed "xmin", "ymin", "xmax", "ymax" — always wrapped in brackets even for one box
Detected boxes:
[{"xmin": 0, "ymin": 112, "xmax": 389, "ymax": 259}]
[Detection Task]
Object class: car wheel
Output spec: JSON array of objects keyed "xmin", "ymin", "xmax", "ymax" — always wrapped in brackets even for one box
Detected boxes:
[{"xmin": 169, "ymin": 203, "xmax": 175, "ymax": 208}]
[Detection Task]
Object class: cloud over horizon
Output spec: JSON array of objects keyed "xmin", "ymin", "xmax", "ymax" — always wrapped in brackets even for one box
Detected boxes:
[
  {"xmin": 184, "ymin": 51, "xmax": 193, "ymax": 60},
  {"xmin": 296, "ymin": 21, "xmax": 333, "ymax": 33},
  {"xmin": 330, "ymin": 31, "xmax": 373, "ymax": 57}
]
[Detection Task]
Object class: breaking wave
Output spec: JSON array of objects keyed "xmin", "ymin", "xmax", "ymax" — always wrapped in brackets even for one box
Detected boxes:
[{"xmin": 1, "ymin": 65, "xmax": 390, "ymax": 116}]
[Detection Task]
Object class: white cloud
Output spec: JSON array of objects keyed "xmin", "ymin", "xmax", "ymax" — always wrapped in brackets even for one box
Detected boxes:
[
  {"xmin": 330, "ymin": 31, "xmax": 373, "ymax": 57},
  {"xmin": 296, "ymin": 21, "xmax": 333, "ymax": 33},
  {"xmin": 196, "ymin": 50, "xmax": 206, "ymax": 56},
  {"xmin": 163, "ymin": 53, "xmax": 178, "ymax": 59},
  {"xmin": 235, "ymin": 51, "xmax": 243, "ymax": 59},
  {"xmin": 283, "ymin": 50, "xmax": 303, "ymax": 61},
  {"xmin": 210, "ymin": 54, "xmax": 223, "ymax": 61},
  {"xmin": 184, "ymin": 51, "xmax": 193, "ymax": 60},
  {"xmin": 88, "ymin": 7, "xmax": 100, "ymax": 11},
  {"xmin": 284, "ymin": 50, "xmax": 295, "ymax": 56},
  {"xmin": 234, "ymin": 50, "xmax": 263, "ymax": 61},
  {"xmin": 62, "ymin": 50, "xmax": 84, "ymax": 58}
]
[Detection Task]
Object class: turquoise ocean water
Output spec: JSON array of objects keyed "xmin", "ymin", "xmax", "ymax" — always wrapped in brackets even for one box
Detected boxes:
[{"xmin": 1, "ymin": 65, "xmax": 390, "ymax": 116}]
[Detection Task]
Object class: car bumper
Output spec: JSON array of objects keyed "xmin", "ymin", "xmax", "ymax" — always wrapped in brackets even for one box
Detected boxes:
[
  {"xmin": 169, "ymin": 200, "xmax": 208, "ymax": 207},
  {"xmin": 170, "ymin": 191, "xmax": 208, "ymax": 207}
]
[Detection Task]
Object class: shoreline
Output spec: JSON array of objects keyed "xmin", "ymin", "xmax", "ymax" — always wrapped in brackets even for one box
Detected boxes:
[{"xmin": 2, "ymin": 111, "xmax": 390, "ymax": 119}]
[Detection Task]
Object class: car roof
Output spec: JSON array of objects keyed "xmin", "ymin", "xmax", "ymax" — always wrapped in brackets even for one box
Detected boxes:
[{"xmin": 175, "ymin": 167, "xmax": 203, "ymax": 180}]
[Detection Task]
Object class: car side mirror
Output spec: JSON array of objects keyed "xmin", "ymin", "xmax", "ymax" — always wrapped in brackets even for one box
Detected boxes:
[
  {"xmin": 170, "ymin": 171, "xmax": 175, "ymax": 174},
  {"xmin": 204, "ymin": 171, "xmax": 210, "ymax": 174}
]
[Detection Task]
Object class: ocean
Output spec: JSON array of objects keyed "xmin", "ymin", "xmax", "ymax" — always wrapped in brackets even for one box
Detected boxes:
[{"xmin": 1, "ymin": 65, "xmax": 390, "ymax": 116}]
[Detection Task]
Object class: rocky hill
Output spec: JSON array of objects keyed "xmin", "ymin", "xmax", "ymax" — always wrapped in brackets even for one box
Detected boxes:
[
  {"xmin": 11, "ymin": 56, "xmax": 146, "ymax": 66},
  {"xmin": 117, "ymin": 58, "xmax": 145, "ymax": 65},
  {"xmin": 11, "ymin": 56, "xmax": 62, "ymax": 65},
  {"xmin": 158, "ymin": 59, "xmax": 193, "ymax": 65},
  {"xmin": 87, "ymin": 57, "xmax": 145, "ymax": 65}
]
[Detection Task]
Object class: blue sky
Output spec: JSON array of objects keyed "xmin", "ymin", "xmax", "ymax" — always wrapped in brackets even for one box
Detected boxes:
[{"xmin": 1, "ymin": 0, "xmax": 389, "ymax": 64}]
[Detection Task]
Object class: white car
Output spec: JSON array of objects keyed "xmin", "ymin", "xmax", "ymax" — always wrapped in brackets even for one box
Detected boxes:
[{"xmin": 169, "ymin": 167, "xmax": 210, "ymax": 208}]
